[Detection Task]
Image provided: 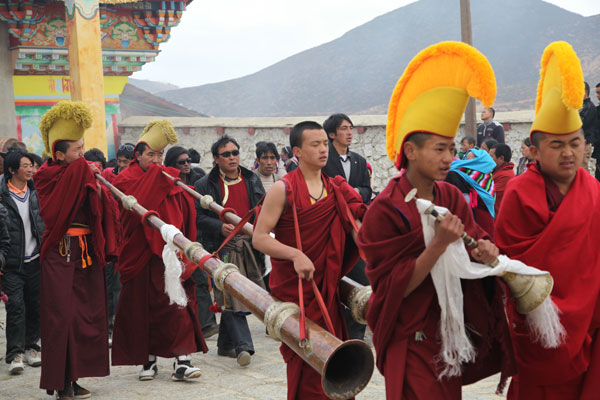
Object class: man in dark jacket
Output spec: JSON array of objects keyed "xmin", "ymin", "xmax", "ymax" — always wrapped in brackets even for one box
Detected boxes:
[
  {"xmin": 322, "ymin": 113, "xmax": 372, "ymax": 340},
  {"xmin": 194, "ymin": 135, "xmax": 265, "ymax": 367},
  {"xmin": 476, "ymin": 107, "xmax": 505, "ymax": 147},
  {"xmin": 581, "ymin": 82, "xmax": 599, "ymax": 174},
  {"xmin": 322, "ymin": 114, "xmax": 372, "ymax": 203},
  {"xmin": 0, "ymin": 149, "xmax": 43, "ymax": 375}
]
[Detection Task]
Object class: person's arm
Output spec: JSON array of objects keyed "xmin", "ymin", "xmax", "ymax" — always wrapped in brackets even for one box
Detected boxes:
[
  {"xmin": 356, "ymin": 159, "xmax": 372, "ymax": 203},
  {"xmin": 252, "ymin": 181, "xmax": 315, "ymax": 280},
  {"xmin": 194, "ymin": 181, "xmax": 226, "ymax": 239},
  {"xmin": 0, "ymin": 205, "xmax": 10, "ymax": 273},
  {"xmin": 495, "ymin": 123, "xmax": 505, "ymax": 144}
]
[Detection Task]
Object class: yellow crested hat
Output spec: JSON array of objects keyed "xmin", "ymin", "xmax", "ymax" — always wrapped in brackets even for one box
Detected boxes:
[
  {"xmin": 387, "ymin": 41, "xmax": 496, "ymax": 168},
  {"xmin": 39, "ymin": 101, "xmax": 92, "ymax": 160},
  {"xmin": 136, "ymin": 120, "xmax": 178, "ymax": 152},
  {"xmin": 530, "ymin": 41, "xmax": 584, "ymax": 137}
]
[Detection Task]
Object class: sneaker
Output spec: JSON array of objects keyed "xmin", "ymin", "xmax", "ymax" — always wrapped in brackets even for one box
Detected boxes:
[
  {"xmin": 201, "ymin": 324, "xmax": 219, "ymax": 339},
  {"xmin": 56, "ymin": 383, "xmax": 74, "ymax": 400},
  {"xmin": 24, "ymin": 348, "xmax": 42, "ymax": 367},
  {"xmin": 72, "ymin": 382, "xmax": 91, "ymax": 399},
  {"xmin": 237, "ymin": 351, "xmax": 251, "ymax": 367},
  {"xmin": 139, "ymin": 360, "xmax": 158, "ymax": 381},
  {"xmin": 217, "ymin": 347, "xmax": 236, "ymax": 358},
  {"xmin": 9, "ymin": 353, "xmax": 24, "ymax": 375},
  {"xmin": 172, "ymin": 357, "xmax": 202, "ymax": 381}
]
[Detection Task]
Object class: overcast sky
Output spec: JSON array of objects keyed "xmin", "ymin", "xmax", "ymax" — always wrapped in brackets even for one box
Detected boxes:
[{"xmin": 132, "ymin": 0, "xmax": 600, "ymax": 88}]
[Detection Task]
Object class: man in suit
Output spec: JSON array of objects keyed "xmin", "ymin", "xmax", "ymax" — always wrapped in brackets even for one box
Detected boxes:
[
  {"xmin": 322, "ymin": 113, "xmax": 372, "ymax": 340},
  {"xmin": 322, "ymin": 114, "xmax": 372, "ymax": 203}
]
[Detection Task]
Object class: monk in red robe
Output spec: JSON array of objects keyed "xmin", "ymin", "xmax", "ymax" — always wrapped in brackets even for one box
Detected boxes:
[
  {"xmin": 358, "ymin": 42, "xmax": 515, "ymax": 399},
  {"xmin": 495, "ymin": 41, "xmax": 600, "ymax": 400},
  {"xmin": 253, "ymin": 121, "xmax": 366, "ymax": 399},
  {"xmin": 36, "ymin": 102, "xmax": 120, "ymax": 399},
  {"xmin": 111, "ymin": 120, "xmax": 207, "ymax": 381}
]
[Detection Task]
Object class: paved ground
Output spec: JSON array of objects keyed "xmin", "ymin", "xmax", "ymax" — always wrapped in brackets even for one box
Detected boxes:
[{"xmin": 0, "ymin": 304, "xmax": 507, "ymax": 399}]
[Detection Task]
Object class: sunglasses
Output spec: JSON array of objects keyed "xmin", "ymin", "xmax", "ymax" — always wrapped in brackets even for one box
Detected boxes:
[
  {"xmin": 218, "ymin": 150, "xmax": 239, "ymax": 158},
  {"xmin": 119, "ymin": 143, "xmax": 135, "ymax": 151},
  {"xmin": 176, "ymin": 158, "xmax": 192, "ymax": 166}
]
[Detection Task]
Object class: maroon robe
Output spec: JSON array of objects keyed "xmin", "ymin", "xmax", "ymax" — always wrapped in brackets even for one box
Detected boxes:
[
  {"xmin": 496, "ymin": 164, "xmax": 600, "ymax": 399},
  {"xmin": 35, "ymin": 157, "xmax": 119, "ymax": 391},
  {"xmin": 270, "ymin": 168, "xmax": 366, "ymax": 400},
  {"xmin": 111, "ymin": 160, "xmax": 207, "ymax": 365},
  {"xmin": 358, "ymin": 174, "xmax": 515, "ymax": 399}
]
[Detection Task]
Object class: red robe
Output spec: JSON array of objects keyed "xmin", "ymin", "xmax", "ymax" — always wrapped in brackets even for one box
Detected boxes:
[
  {"xmin": 35, "ymin": 157, "xmax": 120, "ymax": 391},
  {"xmin": 111, "ymin": 160, "xmax": 207, "ymax": 365},
  {"xmin": 492, "ymin": 162, "xmax": 515, "ymax": 216},
  {"xmin": 358, "ymin": 174, "xmax": 515, "ymax": 400},
  {"xmin": 270, "ymin": 168, "xmax": 366, "ymax": 400},
  {"xmin": 495, "ymin": 164, "xmax": 600, "ymax": 399}
]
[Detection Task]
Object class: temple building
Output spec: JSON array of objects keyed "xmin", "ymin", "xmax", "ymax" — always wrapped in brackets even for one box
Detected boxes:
[{"xmin": 0, "ymin": 0, "xmax": 193, "ymax": 158}]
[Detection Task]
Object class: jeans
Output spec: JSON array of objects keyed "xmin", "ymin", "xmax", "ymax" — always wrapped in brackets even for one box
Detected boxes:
[
  {"xmin": 217, "ymin": 312, "xmax": 254, "ymax": 355},
  {"xmin": 2, "ymin": 259, "xmax": 41, "ymax": 363}
]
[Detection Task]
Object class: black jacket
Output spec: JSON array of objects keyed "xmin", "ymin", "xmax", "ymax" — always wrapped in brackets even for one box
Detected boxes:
[
  {"xmin": 0, "ymin": 179, "xmax": 44, "ymax": 271},
  {"xmin": 322, "ymin": 143, "xmax": 372, "ymax": 203},
  {"xmin": 194, "ymin": 166, "xmax": 265, "ymax": 253},
  {"xmin": 476, "ymin": 120, "xmax": 505, "ymax": 147},
  {"xmin": 580, "ymin": 98, "xmax": 598, "ymax": 144}
]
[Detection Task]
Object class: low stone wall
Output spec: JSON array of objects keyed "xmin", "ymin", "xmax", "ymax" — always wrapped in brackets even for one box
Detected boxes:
[{"xmin": 118, "ymin": 111, "xmax": 535, "ymax": 192}]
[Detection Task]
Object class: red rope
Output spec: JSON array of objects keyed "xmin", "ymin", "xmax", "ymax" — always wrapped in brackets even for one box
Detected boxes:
[
  {"xmin": 219, "ymin": 207, "xmax": 238, "ymax": 223},
  {"xmin": 141, "ymin": 210, "xmax": 160, "ymax": 226},
  {"xmin": 343, "ymin": 200, "xmax": 367, "ymax": 261},
  {"xmin": 214, "ymin": 208, "xmax": 256, "ymax": 254}
]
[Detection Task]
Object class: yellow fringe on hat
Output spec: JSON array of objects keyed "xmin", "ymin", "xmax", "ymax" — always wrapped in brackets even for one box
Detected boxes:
[
  {"xmin": 141, "ymin": 120, "xmax": 178, "ymax": 145},
  {"xmin": 535, "ymin": 41, "xmax": 584, "ymax": 113},
  {"xmin": 39, "ymin": 101, "xmax": 92, "ymax": 155},
  {"xmin": 387, "ymin": 41, "xmax": 496, "ymax": 163}
]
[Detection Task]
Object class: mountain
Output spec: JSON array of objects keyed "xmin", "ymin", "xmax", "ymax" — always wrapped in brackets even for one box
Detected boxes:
[
  {"xmin": 128, "ymin": 78, "xmax": 179, "ymax": 94},
  {"xmin": 119, "ymin": 84, "xmax": 206, "ymax": 119},
  {"xmin": 156, "ymin": 0, "xmax": 600, "ymax": 117}
]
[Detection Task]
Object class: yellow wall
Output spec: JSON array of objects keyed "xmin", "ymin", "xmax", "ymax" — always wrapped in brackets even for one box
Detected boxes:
[{"xmin": 13, "ymin": 75, "xmax": 128, "ymax": 98}]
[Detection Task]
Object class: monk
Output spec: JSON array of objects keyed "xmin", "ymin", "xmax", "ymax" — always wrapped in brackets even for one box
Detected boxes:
[
  {"xmin": 358, "ymin": 42, "xmax": 515, "ymax": 399},
  {"xmin": 253, "ymin": 120, "xmax": 366, "ymax": 399},
  {"xmin": 111, "ymin": 120, "xmax": 207, "ymax": 381},
  {"xmin": 36, "ymin": 101, "xmax": 119, "ymax": 399},
  {"xmin": 495, "ymin": 41, "xmax": 600, "ymax": 400}
]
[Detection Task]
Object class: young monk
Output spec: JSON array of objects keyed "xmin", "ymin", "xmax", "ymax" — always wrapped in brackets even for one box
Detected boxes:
[
  {"xmin": 252, "ymin": 121, "xmax": 367, "ymax": 399},
  {"xmin": 111, "ymin": 120, "xmax": 207, "ymax": 381},
  {"xmin": 36, "ymin": 101, "xmax": 120, "ymax": 399},
  {"xmin": 495, "ymin": 41, "xmax": 600, "ymax": 400},
  {"xmin": 357, "ymin": 41, "xmax": 515, "ymax": 399}
]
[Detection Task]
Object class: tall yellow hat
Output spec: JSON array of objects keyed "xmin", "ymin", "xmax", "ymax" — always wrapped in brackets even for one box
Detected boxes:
[
  {"xmin": 39, "ymin": 101, "xmax": 92, "ymax": 159},
  {"xmin": 387, "ymin": 41, "xmax": 496, "ymax": 168},
  {"xmin": 136, "ymin": 120, "xmax": 178, "ymax": 152},
  {"xmin": 529, "ymin": 41, "xmax": 584, "ymax": 137}
]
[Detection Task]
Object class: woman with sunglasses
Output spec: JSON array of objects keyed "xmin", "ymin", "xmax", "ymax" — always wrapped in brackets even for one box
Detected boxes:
[{"xmin": 164, "ymin": 146, "xmax": 205, "ymax": 186}]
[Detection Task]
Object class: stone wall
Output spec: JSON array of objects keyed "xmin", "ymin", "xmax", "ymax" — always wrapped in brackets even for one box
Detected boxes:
[{"xmin": 119, "ymin": 111, "xmax": 535, "ymax": 192}]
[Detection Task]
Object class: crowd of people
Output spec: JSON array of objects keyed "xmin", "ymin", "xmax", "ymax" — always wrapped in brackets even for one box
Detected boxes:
[{"xmin": 0, "ymin": 39, "xmax": 599, "ymax": 400}]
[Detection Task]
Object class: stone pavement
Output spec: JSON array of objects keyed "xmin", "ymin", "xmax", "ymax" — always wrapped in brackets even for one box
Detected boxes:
[{"xmin": 0, "ymin": 305, "xmax": 507, "ymax": 399}]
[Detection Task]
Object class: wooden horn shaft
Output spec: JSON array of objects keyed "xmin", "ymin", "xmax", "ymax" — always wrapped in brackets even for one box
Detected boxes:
[
  {"xmin": 96, "ymin": 173, "xmax": 373, "ymax": 399},
  {"xmin": 161, "ymin": 171, "xmax": 254, "ymax": 236}
]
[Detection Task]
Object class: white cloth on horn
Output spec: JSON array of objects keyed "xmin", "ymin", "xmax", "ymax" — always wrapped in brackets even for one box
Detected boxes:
[{"xmin": 160, "ymin": 224, "xmax": 188, "ymax": 307}]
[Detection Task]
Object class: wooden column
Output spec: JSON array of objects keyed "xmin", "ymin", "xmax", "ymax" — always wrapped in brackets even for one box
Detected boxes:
[
  {"xmin": 460, "ymin": 0, "xmax": 477, "ymax": 139},
  {"xmin": 65, "ymin": 0, "xmax": 107, "ymax": 154}
]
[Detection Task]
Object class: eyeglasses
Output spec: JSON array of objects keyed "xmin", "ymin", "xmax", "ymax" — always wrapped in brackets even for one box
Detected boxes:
[
  {"xmin": 218, "ymin": 150, "xmax": 240, "ymax": 158},
  {"xmin": 176, "ymin": 158, "xmax": 192, "ymax": 166}
]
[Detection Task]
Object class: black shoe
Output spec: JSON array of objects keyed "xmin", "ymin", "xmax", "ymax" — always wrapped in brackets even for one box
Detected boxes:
[
  {"xmin": 72, "ymin": 382, "xmax": 91, "ymax": 399},
  {"xmin": 56, "ymin": 383, "xmax": 74, "ymax": 400},
  {"xmin": 202, "ymin": 324, "xmax": 219, "ymax": 339},
  {"xmin": 217, "ymin": 347, "xmax": 236, "ymax": 358},
  {"xmin": 172, "ymin": 359, "xmax": 202, "ymax": 381}
]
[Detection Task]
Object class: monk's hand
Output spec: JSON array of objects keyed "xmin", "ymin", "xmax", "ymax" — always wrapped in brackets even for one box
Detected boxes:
[
  {"xmin": 431, "ymin": 213, "xmax": 464, "ymax": 249},
  {"xmin": 88, "ymin": 162, "xmax": 101, "ymax": 175},
  {"xmin": 471, "ymin": 239, "xmax": 499, "ymax": 265},
  {"xmin": 221, "ymin": 223, "xmax": 235, "ymax": 237},
  {"xmin": 291, "ymin": 250, "xmax": 315, "ymax": 281}
]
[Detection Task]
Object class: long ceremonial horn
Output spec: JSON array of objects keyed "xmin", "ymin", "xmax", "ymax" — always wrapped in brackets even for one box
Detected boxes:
[
  {"xmin": 95, "ymin": 173, "xmax": 374, "ymax": 399},
  {"xmin": 162, "ymin": 170, "xmax": 372, "ymax": 322},
  {"xmin": 404, "ymin": 188, "xmax": 553, "ymax": 314}
]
